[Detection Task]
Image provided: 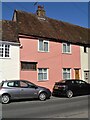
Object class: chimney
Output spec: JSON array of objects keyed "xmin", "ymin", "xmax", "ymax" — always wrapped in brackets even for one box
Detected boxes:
[{"xmin": 36, "ymin": 5, "xmax": 46, "ymax": 17}]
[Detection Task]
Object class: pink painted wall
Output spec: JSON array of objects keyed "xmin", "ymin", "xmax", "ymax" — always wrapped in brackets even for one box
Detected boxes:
[
  {"xmin": 62, "ymin": 45, "xmax": 81, "ymax": 79},
  {"xmin": 19, "ymin": 35, "xmax": 81, "ymax": 91}
]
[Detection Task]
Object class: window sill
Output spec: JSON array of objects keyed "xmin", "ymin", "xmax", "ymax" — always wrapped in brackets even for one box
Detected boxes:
[
  {"xmin": 0, "ymin": 57, "xmax": 11, "ymax": 59},
  {"xmin": 37, "ymin": 80, "xmax": 48, "ymax": 82},
  {"xmin": 38, "ymin": 51, "xmax": 49, "ymax": 53},
  {"xmin": 62, "ymin": 52, "xmax": 72, "ymax": 55}
]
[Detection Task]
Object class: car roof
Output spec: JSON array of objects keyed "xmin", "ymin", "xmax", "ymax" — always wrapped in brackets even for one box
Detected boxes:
[
  {"xmin": 1, "ymin": 80, "xmax": 29, "ymax": 82},
  {"xmin": 58, "ymin": 79, "xmax": 84, "ymax": 83}
]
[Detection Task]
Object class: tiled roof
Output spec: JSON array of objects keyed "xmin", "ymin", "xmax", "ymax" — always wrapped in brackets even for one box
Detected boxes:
[
  {"xmin": 14, "ymin": 10, "xmax": 89, "ymax": 46},
  {"xmin": 0, "ymin": 20, "xmax": 19, "ymax": 43}
]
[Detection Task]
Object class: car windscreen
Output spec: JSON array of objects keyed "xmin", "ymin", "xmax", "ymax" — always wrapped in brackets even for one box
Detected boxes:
[{"xmin": 0, "ymin": 82, "xmax": 3, "ymax": 87}]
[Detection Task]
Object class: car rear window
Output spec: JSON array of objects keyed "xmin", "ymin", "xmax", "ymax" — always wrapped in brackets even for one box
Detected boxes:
[{"xmin": 55, "ymin": 81, "xmax": 66, "ymax": 85}]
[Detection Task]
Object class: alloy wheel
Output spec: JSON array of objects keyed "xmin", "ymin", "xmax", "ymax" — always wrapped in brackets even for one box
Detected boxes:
[
  {"xmin": 67, "ymin": 90, "xmax": 73, "ymax": 98},
  {"xmin": 39, "ymin": 92, "xmax": 47, "ymax": 101},
  {"xmin": 2, "ymin": 95, "xmax": 10, "ymax": 104}
]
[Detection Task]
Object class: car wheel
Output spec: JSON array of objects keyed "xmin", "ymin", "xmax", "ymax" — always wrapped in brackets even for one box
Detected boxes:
[
  {"xmin": 1, "ymin": 94, "xmax": 10, "ymax": 104},
  {"xmin": 39, "ymin": 92, "xmax": 47, "ymax": 101},
  {"xmin": 66, "ymin": 90, "xmax": 73, "ymax": 98}
]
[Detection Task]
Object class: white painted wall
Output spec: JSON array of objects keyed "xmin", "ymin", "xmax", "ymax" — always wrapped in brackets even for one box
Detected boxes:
[
  {"xmin": 0, "ymin": 43, "xmax": 20, "ymax": 81},
  {"xmin": 88, "ymin": 48, "xmax": 90, "ymax": 83},
  {"xmin": 80, "ymin": 46, "xmax": 89, "ymax": 82}
]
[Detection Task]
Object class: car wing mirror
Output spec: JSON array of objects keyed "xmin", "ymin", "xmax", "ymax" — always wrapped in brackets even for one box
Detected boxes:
[
  {"xmin": 34, "ymin": 86, "xmax": 38, "ymax": 89},
  {"xmin": 30, "ymin": 85, "xmax": 38, "ymax": 89}
]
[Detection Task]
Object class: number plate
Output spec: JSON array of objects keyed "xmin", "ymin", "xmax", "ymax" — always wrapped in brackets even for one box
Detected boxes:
[{"xmin": 54, "ymin": 86, "xmax": 58, "ymax": 89}]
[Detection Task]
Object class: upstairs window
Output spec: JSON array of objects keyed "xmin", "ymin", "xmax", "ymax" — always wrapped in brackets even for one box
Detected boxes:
[
  {"xmin": 38, "ymin": 40, "xmax": 49, "ymax": 52},
  {"xmin": 0, "ymin": 44, "xmax": 10, "ymax": 58},
  {"xmin": 21, "ymin": 61, "xmax": 37, "ymax": 71},
  {"xmin": 84, "ymin": 46, "xmax": 88, "ymax": 53},
  {"xmin": 62, "ymin": 43, "xmax": 71, "ymax": 53}
]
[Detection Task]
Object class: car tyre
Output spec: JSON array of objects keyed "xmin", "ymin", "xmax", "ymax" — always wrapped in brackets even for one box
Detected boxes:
[
  {"xmin": 1, "ymin": 94, "xmax": 10, "ymax": 104},
  {"xmin": 39, "ymin": 92, "xmax": 47, "ymax": 101},
  {"xmin": 66, "ymin": 90, "xmax": 73, "ymax": 98}
]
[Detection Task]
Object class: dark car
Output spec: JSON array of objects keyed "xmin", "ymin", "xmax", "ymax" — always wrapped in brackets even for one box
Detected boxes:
[
  {"xmin": 0, "ymin": 80, "xmax": 51, "ymax": 104},
  {"xmin": 52, "ymin": 79, "xmax": 90, "ymax": 98}
]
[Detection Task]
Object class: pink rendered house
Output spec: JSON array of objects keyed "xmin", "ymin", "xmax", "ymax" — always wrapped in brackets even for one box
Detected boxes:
[
  {"xmin": 19, "ymin": 35, "xmax": 81, "ymax": 91},
  {"xmin": 12, "ymin": 6, "xmax": 88, "ymax": 90}
]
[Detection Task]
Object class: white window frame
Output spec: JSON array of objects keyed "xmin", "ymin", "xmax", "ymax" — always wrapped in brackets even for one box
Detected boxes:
[
  {"xmin": 0, "ymin": 44, "xmax": 11, "ymax": 58},
  {"xmin": 38, "ymin": 39, "xmax": 49, "ymax": 52},
  {"xmin": 38, "ymin": 68, "xmax": 49, "ymax": 81},
  {"xmin": 62, "ymin": 68, "xmax": 71, "ymax": 80},
  {"xmin": 62, "ymin": 43, "xmax": 71, "ymax": 54}
]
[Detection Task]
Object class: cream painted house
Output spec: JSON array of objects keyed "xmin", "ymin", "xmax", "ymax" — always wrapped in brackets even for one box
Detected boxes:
[
  {"xmin": 0, "ymin": 20, "xmax": 20, "ymax": 81},
  {"xmin": 80, "ymin": 46, "xmax": 90, "ymax": 83},
  {"xmin": 88, "ymin": 48, "xmax": 90, "ymax": 83}
]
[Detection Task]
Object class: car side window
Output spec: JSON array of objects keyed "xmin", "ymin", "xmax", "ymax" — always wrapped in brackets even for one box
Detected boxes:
[
  {"xmin": 7, "ymin": 81, "xmax": 15, "ymax": 87},
  {"xmin": 74, "ymin": 81, "xmax": 79, "ymax": 85},
  {"xmin": 7, "ymin": 81, "xmax": 20, "ymax": 87},
  {"xmin": 66, "ymin": 81, "xmax": 73, "ymax": 85},
  {"xmin": 14, "ymin": 81, "xmax": 20, "ymax": 87},
  {"xmin": 75, "ymin": 80, "xmax": 86, "ymax": 85},
  {"xmin": 26, "ymin": 81, "xmax": 36, "ymax": 88},
  {"xmin": 20, "ymin": 81, "xmax": 28, "ymax": 88},
  {"xmin": 79, "ymin": 81, "xmax": 86, "ymax": 85}
]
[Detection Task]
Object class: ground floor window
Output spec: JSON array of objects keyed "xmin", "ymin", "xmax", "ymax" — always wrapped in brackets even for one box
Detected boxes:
[
  {"xmin": 21, "ymin": 61, "xmax": 37, "ymax": 71},
  {"xmin": 63, "ymin": 68, "xmax": 71, "ymax": 80},
  {"xmin": 38, "ymin": 68, "xmax": 48, "ymax": 81}
]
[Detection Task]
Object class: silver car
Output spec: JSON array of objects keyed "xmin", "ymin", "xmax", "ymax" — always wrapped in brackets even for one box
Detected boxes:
[{"xmin": 0, "ymin": 80, "xmax": 51, "ymax": 104}]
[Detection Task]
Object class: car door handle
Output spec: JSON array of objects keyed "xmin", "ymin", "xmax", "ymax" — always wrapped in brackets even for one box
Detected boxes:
[{"xmin": 20, "ymin": 89, "xmax": 24, "ymax": 91}]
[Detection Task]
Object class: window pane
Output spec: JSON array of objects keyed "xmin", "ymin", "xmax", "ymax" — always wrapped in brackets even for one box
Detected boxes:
[
  {"xmin": 21, "ymin": 62, "xmax": 37, "ymax": 71},
  {"xmin": 63, "ymin": 68, "xmax": 70, "ymax": 80},
  {"xmin": 63, "ymin": 44, "xmax": 66, "ymax": 53},
  {"xmin": 38, "ymin": 68, "xmax": 48, "ymax": 81},
  {"xmin": 14, "ymin": 81, "xmax": 19, "ymax": 87},
  {"xmin": 63, "ymin": 73, "xmax": 67, "ymax": 79},
  {"xmin": 67, "ymin": 73, "xmax": 70, "ymax": 79},
  {"xmin": 38, "ymin": 69, "xmax": 42, "ymax": 73},
  {"xmin": 38, "ymin": 73, "xmax": 43, "ymax": 80},
  {"xmin": 44, "ymin": 42, "xmax": 48, "ymax": 52},
  {"xmin": 63, "ymin": 43, "xmax": 71, "ymax": 53},
  {"xmin": 20, "ymin": 81, "xmax": 28, "ymax": 87},
  {"xmin": 5, "ymin": 45, "xmax": 10, "ymax": 57},
  {"xmin": 39, "ymin": 40, "xmax": 43, "ymax": 51},
  {"xmin": 7, "ymin": 82, "xmax": 14, "ymax": 87},
  {"xmin": 0, "ymin": 44, "xmax": 10, "ymax": 58},
  {"xmin": 44, "ymin": 73, "xmax": 47, "ymax": 79},
  {"xmin": 63, "ymin": 68, "xmax": 66, "ymax": 72},
  {"xmin": 43, "ymin": 68, "xmax": 47, "ymax": 72},
  {"xmin": 67, "ymin": 44, "xmax": 70, "ymax": 52},
  {"xmin": 84, "ymin": 47, "xmax": 87, "ymax": 53},
  {"xmin": 0, "ymin": 44, "xmax": 4, "ymax": 57}
]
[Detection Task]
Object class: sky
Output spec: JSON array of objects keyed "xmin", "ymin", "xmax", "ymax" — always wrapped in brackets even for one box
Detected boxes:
[{"xmin": 1, "ymin": 2, "xmax": 89, "ymax": 28}]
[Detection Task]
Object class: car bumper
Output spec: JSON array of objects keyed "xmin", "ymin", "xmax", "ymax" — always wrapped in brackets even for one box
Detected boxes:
[{"xmin": 52, "ymin": 89, "xmax": 66, "ymax": 96}]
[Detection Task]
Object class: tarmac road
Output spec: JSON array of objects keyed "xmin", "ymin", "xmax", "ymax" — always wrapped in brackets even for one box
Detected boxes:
[{"xmin": 1, "ymin": 95, "xmax": 90, "ymax": 119}]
